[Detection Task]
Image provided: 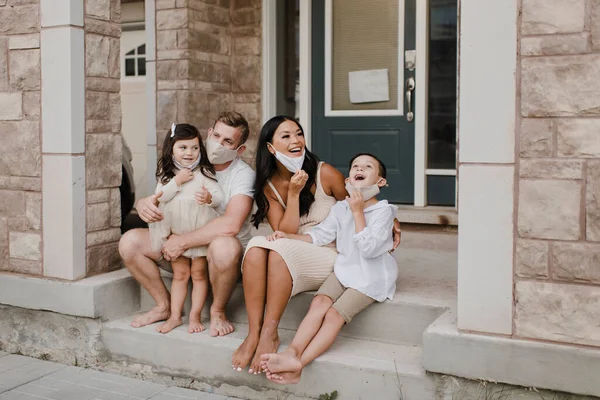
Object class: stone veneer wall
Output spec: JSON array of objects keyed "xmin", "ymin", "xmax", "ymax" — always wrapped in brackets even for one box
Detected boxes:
[
  {"xmin": 0, "ymin": 1, "xmax": 42, "ymax": 275},
  {"xmin": 155, "ymin": 0, "xmax": 261, "ymax": 165},
  {"xmin": 84, "ymin": 0, "xmax": 122, "ymax": 276},
  {"xmin": 515, "ymin": 0, "xmax": 600, "ymax": 348}
]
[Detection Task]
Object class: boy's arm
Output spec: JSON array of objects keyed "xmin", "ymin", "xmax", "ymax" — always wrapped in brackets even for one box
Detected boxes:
[
  {"xmin": 306, "ymin": 206, "xmax": 339, "ymax": 246},
  {"xmin": 353, "ymin": 206, "xmax": 397, "ymax": 259}
]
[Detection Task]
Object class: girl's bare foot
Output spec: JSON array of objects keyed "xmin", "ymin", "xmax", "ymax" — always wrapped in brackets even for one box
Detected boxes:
[
  {"xmin": 131, "ymin": 306, "xmax": 170, "ymax": 328},
  {"xmin": 249, "ymin": 330, "xmax": 280, "ymax": 374},
  {"xmin": 209, "ymin": 310, "xmax": 234, "ymax": 337},
  {"xmin": 188, "ymin": 318, "xmax": 205, "ymax": 333},
  {"xmin": 156, "ymin": 316, "xmax": 182, "ymax": 333},
  {"xmin": 261, "ymin": 349, "xmax": 302, "ymax": 374},
  {"xmin": 232, "ymin": 334, "xmax": 259, "ymax": 371},
  {"xmin": 266, "ymin": 370, "xmax": 302, "ymax": 385}
]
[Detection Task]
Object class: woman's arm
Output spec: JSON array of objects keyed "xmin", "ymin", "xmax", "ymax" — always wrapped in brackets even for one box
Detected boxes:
[
  {"xmin": 264, "ymin": 182, "xmax": 303, "ymax": 233},
  {"xmin": 319, "ymin": 163, "xmax": 348, "ymax": 201}
]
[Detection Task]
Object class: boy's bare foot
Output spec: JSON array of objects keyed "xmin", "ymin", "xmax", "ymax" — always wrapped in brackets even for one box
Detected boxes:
[
  {"xmin": 249, "ymin": 328, "xmax": 280, "ymax": 375},
  {"xmin": 209, "ymin": 310, "xmax": 234, "ymax": 337},
  {"xmin": 131, "ymin": 306, "xmax": 170, "ymax": 328},
  {"xmin": 266, "ymin": 370, "xmax": 302, "ymax": 385},
  {"xmin": 261, "ymin": 349, "xmax": 302, "ymax": 374},
  {"xmin": 156, "ymin": 316, "xmax": 182, "ymax": 333},
  {"xmin": 232, "ymin": 333, "xmax": 259, "ymax": 371},
  {"xmin": 188, "ymin": 318, "xmax": 205, "ymax": 333}
]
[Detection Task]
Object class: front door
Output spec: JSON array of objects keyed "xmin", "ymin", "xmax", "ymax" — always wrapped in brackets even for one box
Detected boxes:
[{"xmin": 311, "ymin": 0, "xmax": 416, "ymax": 203}]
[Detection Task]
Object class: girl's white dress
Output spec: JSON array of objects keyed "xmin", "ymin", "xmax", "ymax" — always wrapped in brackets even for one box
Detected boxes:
[{"xmin": 149, "ymin": 169, "xmax": 223, "ymax": 259}]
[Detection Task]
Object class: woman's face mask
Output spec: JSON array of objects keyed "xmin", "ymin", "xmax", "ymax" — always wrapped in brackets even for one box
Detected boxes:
[{"xmin": 268, "ymin": 143, "xmax": 306, "ymax": 173}]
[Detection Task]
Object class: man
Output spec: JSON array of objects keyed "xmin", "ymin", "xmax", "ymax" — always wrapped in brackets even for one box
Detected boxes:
[{"xmin": 119, "ymin": 112, "xmax": 255, "ymax": 337}]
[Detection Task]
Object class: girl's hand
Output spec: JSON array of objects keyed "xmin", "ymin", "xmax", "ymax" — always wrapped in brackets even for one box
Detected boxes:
[
  {"xmin": 267, "ymin": 231, "xmax": 288, "ymax": 241},
  {"xmin": 195, "ymin": 186, "xmax": 212, "ymax": 205},
  {"xmin": 288, "ymin": 170, "xmax": 308, "ymax": 196},
  {"xmin": 175, "ymin": 168, "xmax": 194, "ymax": 186},
  {"xmin": 347, "ymin": 191, "xmax": 365, "ymax": 214}
]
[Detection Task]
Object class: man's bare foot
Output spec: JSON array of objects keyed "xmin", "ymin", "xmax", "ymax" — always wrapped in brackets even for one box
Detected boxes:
[
  {"xmin": 261, "ymin": 349, "xmax": 302, "ymax": 374},
  {"xmin": 209, "ymin": 311, "xmax": 234, "ymax": 337},
  {"xmin": 156, "ymin": 316, "xmax": 182, "ymax": 333},
  {"xmin": 188, "ymin": 318, "xmax": 205, "ymax": 334},
  {"xmin": 249, "ymin": 329, "xmax": 280, "ymax": 374},
  {"xmin": 232, "ymin": 334, "xmax": 259, "ymax": 372},
  {"xmin": 266, "ymin": 370, "xmax": 302, "ymax": 385},
  {"xmin": 131, "ymin": 306, "xmax": 170, "ymax": 328}
]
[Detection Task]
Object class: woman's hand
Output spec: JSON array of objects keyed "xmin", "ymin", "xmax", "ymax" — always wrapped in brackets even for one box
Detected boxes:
[
  {"xmin": 288, "ymin": 170, "xmax": 309, "ymax": 196},
  {"xmin": 347, "ymin": 191, "xmax": 365, "ymax": 214},
  {"xmin": 175, "ymin": 168, "xmax": 194, "ymax": 186},
  {"xmin": 195, "ymin": 186, "xmax": 212, "ymax": 205},
  {"xmin": 137, "ymin": 192, "xmax": 163, "ymax": 223},
  {"xmin": 267, "ymin": 231, "xmax": 288, "ymax": 241}
]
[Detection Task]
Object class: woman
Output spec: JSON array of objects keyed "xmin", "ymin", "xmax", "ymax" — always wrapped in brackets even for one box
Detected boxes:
[{"xmin": 231, "ymin": 116, "xmax": 348, "ymax": 374}]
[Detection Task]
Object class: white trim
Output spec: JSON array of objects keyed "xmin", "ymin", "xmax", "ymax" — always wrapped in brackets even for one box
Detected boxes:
[
  {"xmin": 299, "ymin": 1, "xmax": 312, "ymax": 148},
  {"xmin": 324, "ymin": 0, "xmax": 405, "ymax": 117},
  {"xmin": 145, "ymin": 0, "xmax": 157, "ymax": 196},
  {"xmin": 414, "ymin": 0, "xmax": 428, "ymax": 206},
  {"xmin": 261, "ymin": 0, "xmax": 277, "ymax": 125},
  {"xmin": 426, "ymin": 169, "xmax": 456, "ymax": 176}
]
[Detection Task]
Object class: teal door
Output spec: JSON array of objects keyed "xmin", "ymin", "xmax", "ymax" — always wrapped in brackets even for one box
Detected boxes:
[{"xmin": 311, "ymin": 0, "xmax": 416, "ymax": 204}]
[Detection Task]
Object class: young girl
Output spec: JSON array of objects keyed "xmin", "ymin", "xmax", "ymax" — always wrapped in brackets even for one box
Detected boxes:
[{"xmin": 149, "ymin": 123, "xmax": 223, "ymax": 334}]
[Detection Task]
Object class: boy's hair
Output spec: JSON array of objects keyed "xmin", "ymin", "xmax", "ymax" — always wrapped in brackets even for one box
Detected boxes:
[
  {"xmin": 213, "ymin": 111, "xmax": 250, "ymax": 146},
  {"xmin": 348, "ymin": 153, "xmax": 387, "ymax": 179}
]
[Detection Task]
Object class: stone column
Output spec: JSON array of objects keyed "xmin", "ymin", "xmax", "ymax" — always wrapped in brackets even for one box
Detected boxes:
[{"xmin": 0, "ymin": 1, "xmax": 42, "ymax": 275}]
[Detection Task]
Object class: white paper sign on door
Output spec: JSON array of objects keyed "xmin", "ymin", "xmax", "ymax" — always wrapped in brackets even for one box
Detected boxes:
[{"xmin": 349, "ymin": 68, "xmax": 389, "ymax": 104}]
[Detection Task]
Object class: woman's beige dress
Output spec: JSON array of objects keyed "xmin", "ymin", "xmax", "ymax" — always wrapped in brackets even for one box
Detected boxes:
[{"xmin": 244, "ymin": 162, "xmax": 338, "ymax": 297}]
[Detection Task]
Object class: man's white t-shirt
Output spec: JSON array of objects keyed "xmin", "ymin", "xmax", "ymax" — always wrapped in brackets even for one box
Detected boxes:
[{"xmin": 215, "ymin": 157, "xmax": 255, "ymax": 248}]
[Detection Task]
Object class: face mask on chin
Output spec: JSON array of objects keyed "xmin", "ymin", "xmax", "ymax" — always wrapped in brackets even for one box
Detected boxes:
[
  {"xmin": 172, "ymin": 155, "xmax": 200, "ymax": 171},
  {"xmin": 205, "ymin": 135, "xmax": 240, "ymax": 164},
  {"xmin": 268, "ymin": 143, "xmax": 306, "ymax": 173},
  {"xmin": 345, "ymin": 181, "xmax": 382, "ymax": 200}
]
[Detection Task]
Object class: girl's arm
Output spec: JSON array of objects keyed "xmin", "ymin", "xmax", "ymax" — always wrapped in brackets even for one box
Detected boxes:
[
  {"xmin": 353, "ymin": 206, "xmax": 397, "ymax": 259},
  {"xmin": 202, "ymin": 176, "xmax": 224, "ymax": 208},
  {"xmin": 157, "ymin": 179, "xmax": 180, "ymax": 203}
]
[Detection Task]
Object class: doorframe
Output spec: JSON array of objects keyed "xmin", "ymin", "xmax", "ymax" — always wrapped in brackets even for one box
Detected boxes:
[{"xmin": 261, "ymin": 0, "xmax": 430, "ymax": 204}]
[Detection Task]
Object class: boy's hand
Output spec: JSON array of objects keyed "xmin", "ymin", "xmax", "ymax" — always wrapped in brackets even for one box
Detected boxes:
[
  {"xmin": 267, "ymin": 231, "xmax": 288, "ymax": 241},
  {"xmin": 391, "ymin": 219, "xmax": 401, "ymax": 252},
  {"xmin": 175, "ymin": 168, "xmax": 194, "ymax": 186},
  {"xmin": 195, "ymin": 186, "xmax": 212, "ymax": 205},
  {"xmin": 347, "ymin": 191, "xmax": 365, "ymax": 214}
]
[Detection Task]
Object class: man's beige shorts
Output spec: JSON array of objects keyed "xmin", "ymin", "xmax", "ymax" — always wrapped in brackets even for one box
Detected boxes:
[{"xmin": 315, "ymin": 273, "xmax": 374, "ymax": 324}]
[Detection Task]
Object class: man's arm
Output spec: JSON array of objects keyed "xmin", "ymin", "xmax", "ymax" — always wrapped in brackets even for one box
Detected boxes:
[{"xmin": 161, "ymin": 194, "xmax": 253, "ymax": 260}]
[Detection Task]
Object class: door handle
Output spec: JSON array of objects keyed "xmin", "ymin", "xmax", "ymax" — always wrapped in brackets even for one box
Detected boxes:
[{"xmin": 405, "ymin": 77, "xmax": 415, "ymax": 122}]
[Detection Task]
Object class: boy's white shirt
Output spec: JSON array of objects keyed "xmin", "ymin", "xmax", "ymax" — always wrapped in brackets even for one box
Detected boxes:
[{"xmin": 307, "ymin": 199, "xmax": 398, "ymax": 302}]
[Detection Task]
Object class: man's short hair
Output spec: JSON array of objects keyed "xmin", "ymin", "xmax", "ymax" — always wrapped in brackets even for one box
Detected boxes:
[{"xmin": 214, "ymin": 111, "xmax": 250, "ymax": 145}]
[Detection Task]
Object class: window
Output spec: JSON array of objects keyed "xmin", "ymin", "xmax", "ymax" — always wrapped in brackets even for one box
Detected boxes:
[{"xmin": 124, "ymin": 44, "xmax": 146, "ymax": 77}]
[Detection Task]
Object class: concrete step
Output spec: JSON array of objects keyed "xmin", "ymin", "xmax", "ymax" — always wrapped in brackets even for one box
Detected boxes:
[
  {"xmin": 101, "ymin": 317, "xmax": 440, "ymax": 400},
  {"xmin": 140, "ymin": 279, "xmax": 448, "ymax": 346}
]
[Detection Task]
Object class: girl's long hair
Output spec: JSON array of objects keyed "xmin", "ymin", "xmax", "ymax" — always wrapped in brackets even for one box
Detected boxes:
[
  {"xmin": 252, "ymin": 116, "xmax": 319, "ymax": 228},
  {"xmin": 156, "ymin": 123, "xmax": 216, "ymax": 184}
]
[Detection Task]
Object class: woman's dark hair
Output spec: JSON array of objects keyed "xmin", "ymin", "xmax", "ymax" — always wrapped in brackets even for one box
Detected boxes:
[
  {"xmin": 156, "ymin": 123, "xmax": 216, "ymax": 184},
  {"xmin": 252, "ymin": 116, "xmax": 319, "ymax": 228},
  {"xmin": 349, "ymin": 152, "xmax": 387, "ymax": 179}
]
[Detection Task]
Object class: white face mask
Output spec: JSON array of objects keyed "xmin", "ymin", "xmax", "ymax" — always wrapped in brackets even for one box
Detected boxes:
[
  {"xmin": 172, "ymin": 155, "xmax": 200, "ymax": 171},
  {"xmin": 345, "ymin": 182, "xmax": 381, "ymax": 200},
  {"xmin": 268, "ymin": 144, "xmax": 306, "ymax": 173},
  {"xmin": 205, "ymin": 136, "xmax": 240, "ymax": 164}
]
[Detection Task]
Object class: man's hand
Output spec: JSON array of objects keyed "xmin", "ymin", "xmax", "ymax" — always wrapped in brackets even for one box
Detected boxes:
[
  {"xmin": 391, "ymin": 218, "xmax": 401, "ymax": 252},
  {"xmin": 174, "ymin": 168, "xmax": 194, "ymax": 186},
  {"xmin": 137, "ymin": 192, "xmax": 164, "ymax": 223},
  {"xmin": 195, "ymin": 186, "xmax": 213, "ymax": 205},
  {"xmin": 162, "ymin": 234, "xmax": 186, "ymax": 261},
  {"xmin": 267, "ymin": 230, "xmax": 288, "ymax": 241},
  {"xmin": 288, "ymin": 170, "xmax": 308, "ymax": 196},
  {"xmin": 347, "ymin": 191, "xmax": 365, "ymax": 214}
]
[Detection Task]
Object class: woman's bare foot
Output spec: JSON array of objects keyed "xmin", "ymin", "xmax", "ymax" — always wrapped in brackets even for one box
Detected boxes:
[
  {"xmin": 209, "ymin": 310, "xmax": 234, "ymax": 337},
  {"xmin": 232, "ymin": 334, "xmax": 259, "ymax": 371},
  {"xmin": 266, "ymin": 370, "xmax": 302, "ymax": 385},
  {"xmin": 131, "ymin": 306, "xmax": 170, "ymax": 328},
  {"xmin": 249, "ymin": 329, "xmax": 280, "ymax": 374},
  {"xmin": 188, "ymin": 318, "xmax": 205, "ymax": 333},
  {"xmin": 261, "ymin": 349, "xmax": 302, "ymax": 374},
  {"xmin": 156, "ymin": 316, "xmax": 182, "ymax": 333}
]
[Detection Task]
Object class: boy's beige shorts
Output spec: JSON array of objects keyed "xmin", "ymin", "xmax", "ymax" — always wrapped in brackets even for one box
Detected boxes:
[{"xmin": 316, "ymin": 273, "xmax": 375, "ymax": 324}]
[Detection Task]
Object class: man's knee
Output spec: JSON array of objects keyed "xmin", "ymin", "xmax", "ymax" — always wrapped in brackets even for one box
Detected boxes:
[
  {"xmin": 119, "ymin": 229, "xmax": 147, "ymax": 261},
  {"xmin": 207, "ymin": 236, "xmax": 243, "ymax": 273}
]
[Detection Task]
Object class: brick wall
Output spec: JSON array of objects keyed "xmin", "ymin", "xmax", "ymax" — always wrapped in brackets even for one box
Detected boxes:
[
  {"xmin": 0, "ymin": 1, "xmax": 42, "ymax": 275},
  {"xmin": 515, "ymin": 0, "xmax": 600, "ymax": 347}
]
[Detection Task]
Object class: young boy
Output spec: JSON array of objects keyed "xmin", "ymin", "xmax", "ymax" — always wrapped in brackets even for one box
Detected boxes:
[{"xmin": 260, "ymin": 153, "xmax": 398, "ymax": 384}]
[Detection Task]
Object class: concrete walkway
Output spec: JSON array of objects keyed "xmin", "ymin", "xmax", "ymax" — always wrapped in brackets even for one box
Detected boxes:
[{"xmin": 0, "ymin": 352, "xmax": 234, "ymax": 400}]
